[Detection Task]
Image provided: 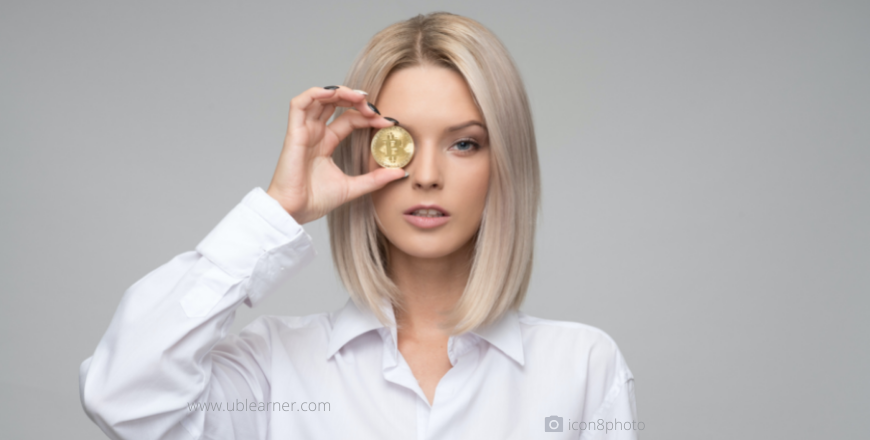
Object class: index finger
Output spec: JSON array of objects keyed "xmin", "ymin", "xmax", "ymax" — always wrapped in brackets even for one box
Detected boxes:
[
  {"xmin": 289, "ymin": 86, "xmax": 380, "ymax": 133},
  {"xmin": 318, "ymin": 85, "xmax": 380, "ymax": 117},
  {"xmin": 325, "ymin": 108, "xmax": 395, "ymax": 148}
]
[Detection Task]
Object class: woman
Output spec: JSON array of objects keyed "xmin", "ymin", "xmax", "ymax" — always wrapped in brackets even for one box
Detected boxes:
[{"xmin": 80, "ymin": 12, "xmax": 638, "ymax": 439}]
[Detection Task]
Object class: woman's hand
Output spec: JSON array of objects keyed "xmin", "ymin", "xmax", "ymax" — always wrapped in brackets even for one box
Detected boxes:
[{"xmin": 266, "ymin": 86, "xmax": 405, "ymax": 225}]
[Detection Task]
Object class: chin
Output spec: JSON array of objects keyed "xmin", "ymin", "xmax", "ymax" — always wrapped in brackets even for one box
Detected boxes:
[
  {"xmin": 388, "ymin": 232, "xmax": 472, "ymax": 259},
  {"xmin": 396, "ymin": 245, "xmax": 458, "ymax": 259}
]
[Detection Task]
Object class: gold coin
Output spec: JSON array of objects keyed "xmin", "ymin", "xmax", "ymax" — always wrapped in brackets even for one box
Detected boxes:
[{"xmin": 371, "ymin": 126, "xmax": 414, "ymax": 168}]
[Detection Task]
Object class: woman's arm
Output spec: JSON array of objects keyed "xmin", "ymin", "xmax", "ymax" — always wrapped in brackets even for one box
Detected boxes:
[
  {"xmin": 578, "ymin": 335, "xmax": 639, "ymax": 440},
  {"xmin": 79, "ymin": 85, "xmax": 401, "ymax": 439},
  {"xmin": 78, "ymin": 187, "xmax": 315, "ymax": 439}
]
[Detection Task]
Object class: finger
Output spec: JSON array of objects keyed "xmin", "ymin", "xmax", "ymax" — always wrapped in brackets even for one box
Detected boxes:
[
  {"xmin": 292, "ymin": 86, "xmax": 340, "ymax": 112},
  {"xmin": 326, "ymin": 109, "xmax": 394, "ymax": 144},
  {"xmin": 324, "ymin": 98, "xmax": 366, "ymax": 108},
  {"xmin": 306, "ymin": 99, "xmax": 325, "ymax": 125},
  {"xmin": 289, "ymin": 86, "xmax": 339, "ymax": 131},
  {"xmin": 314, "ymin": 86, "xmax": 378, "ymax": 117},
  {"xmin": 318, "ymin": 103, "xmax": 336, "ymax": 123},
  {"xmin": 346, "ymin": 168, "xmax": 408, "ymax": 201}
]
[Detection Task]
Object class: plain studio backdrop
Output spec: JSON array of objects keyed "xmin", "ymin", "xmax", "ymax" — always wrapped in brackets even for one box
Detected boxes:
[{"xmin": 1, "ymin": 1, "xmax": 867, "ymax": 439}]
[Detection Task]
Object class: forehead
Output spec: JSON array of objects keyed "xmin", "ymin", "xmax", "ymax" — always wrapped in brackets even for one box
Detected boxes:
[{"xmin": 376, "ymin": 66, "xmax": 483, "ymax": 131}]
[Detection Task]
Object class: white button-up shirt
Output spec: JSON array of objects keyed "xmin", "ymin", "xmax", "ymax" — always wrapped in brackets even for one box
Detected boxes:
[{"xmin": 79, "ymin": 187, "xmax": 639, "ymax": 439}]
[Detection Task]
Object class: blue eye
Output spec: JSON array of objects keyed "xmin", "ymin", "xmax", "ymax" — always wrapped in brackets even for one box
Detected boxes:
[{"xmin": 453, "ymin": 139, "xmax": 480, "ymax": 152}]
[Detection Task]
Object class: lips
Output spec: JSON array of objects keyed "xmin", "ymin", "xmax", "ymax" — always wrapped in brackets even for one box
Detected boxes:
[
  {"xmin": 403, "ymin": 204, "xmax": 450, "ymax": 217},
  {"xmin": 403, "ymin": 204, "xmax": 450, "ymax": 229}
]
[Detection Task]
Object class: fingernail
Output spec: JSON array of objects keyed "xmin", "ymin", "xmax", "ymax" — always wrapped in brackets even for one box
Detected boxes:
[
  {"xmin": 403, "ymin": 171, "xmax": 409, "ymax": 178},
  {"xmin": 384, "ymin": 117, "xmax": 399, "ymax": 126},
  {"xmin": 352, "ymin": 89, "xmax": 368, "ymax": 96},
  {"xmin": 323, "ymin": 85, "xmax": 339, "ymax": 90},
  {"xmin": 367, "ymin": 102, "xmax": 381, "ymax": 115}
]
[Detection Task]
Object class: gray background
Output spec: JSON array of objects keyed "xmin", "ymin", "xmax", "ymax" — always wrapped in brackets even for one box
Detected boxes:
[{"xmin": 1, "ymin": 0, "xmax": 867, "ymax": 438}]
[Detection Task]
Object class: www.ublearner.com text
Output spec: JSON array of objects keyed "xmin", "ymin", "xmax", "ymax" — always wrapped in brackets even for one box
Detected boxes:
[{"xmin": 187, "ymin": 400, "xmax": 330, "ymax": 412}]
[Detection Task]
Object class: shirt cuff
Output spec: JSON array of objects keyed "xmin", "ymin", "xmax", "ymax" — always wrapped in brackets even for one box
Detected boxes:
[{"xmin": 195, "ymin": 187, "xmax": 317, "ymax": 308}]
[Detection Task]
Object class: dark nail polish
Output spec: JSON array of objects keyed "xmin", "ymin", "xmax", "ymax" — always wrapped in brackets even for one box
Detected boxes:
[
  {"xmin": 367, "ymin": 102, "xmax": 381, "ymax": 115},
  {"xmin": 384, "ymin": 117, "xmax": 399, "ymax": 126},
  {"xmin": 323, "ymin": 85, "xmax": 339, "ymax": 90}
]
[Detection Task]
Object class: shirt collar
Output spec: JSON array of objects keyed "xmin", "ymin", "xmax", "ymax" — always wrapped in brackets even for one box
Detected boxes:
[
  {"xmin": 471, "ymin": 307, "xmax": 525, "ymax": 366},
  {"xmin": 326, "ymin": 298, "xmax": 525, "ymax": 367},
  {"xmin": 325, "ymin": 297, "xmax": 392, "ymax": 361}
]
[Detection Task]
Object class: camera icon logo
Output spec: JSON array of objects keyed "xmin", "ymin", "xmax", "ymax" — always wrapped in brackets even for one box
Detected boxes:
[{"xmin": 544, "ymin": 415, "xmax": 563, "ymax": 432}]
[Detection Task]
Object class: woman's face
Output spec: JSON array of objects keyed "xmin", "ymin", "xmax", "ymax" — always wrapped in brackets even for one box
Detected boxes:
[{"xmin": 368, "ymin": 65, "xmax": 490, "ymax": 260}]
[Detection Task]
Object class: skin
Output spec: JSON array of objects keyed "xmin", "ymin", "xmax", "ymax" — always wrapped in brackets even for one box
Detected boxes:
[
  {"xmin": 267, "ymin": 65, "xmax": 490, "ymax": 406},
  {"xmin": 370, "ymin": 66, "xmax": 491, "ymax": 405}
]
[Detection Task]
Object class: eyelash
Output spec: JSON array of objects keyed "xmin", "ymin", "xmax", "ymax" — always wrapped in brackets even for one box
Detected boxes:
[{"xmin": 451, "ymin": 138, "xmax": 481, "ymax": 153}]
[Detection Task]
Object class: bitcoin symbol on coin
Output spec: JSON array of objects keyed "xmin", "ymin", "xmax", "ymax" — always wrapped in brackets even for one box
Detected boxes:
[{"xmin": 371, "ymin": 126, "xmax": 414, "ymax": 168}]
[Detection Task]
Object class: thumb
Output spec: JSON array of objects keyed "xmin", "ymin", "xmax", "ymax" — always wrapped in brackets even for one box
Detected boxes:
[{"xmin": 346, "ymin": 168, "xmax": 408, "ymax": 201}]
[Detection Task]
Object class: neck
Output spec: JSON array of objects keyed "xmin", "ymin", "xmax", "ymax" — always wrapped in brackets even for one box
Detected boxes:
[{"xmin": 387, "ymin": 239, "xmax": 474, "ymax": 338}]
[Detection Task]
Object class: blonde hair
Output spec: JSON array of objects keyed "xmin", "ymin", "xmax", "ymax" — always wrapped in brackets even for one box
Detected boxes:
[{"xmin": 327, "ymin": 12, "xmax": 540, "ymax": 335}]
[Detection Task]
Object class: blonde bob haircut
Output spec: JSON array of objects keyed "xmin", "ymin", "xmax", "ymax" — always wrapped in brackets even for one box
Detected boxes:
[{"xmin": 327, "ymin": 12, "xmax": 540, "ymax": 335}]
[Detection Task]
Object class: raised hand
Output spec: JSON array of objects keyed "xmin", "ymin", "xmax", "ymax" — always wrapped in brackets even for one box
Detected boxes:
[{"xmin": 266, "ymin": 86, "xmax": 405, "ymax": 224}]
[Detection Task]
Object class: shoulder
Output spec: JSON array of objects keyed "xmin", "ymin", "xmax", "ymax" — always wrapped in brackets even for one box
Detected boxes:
[
  {"xmin": 240, "ymin": 312, "xmax": 333, "ymax": 339},
  {"xmin": 229, "ymin": 312, "xmax": 336, "ymax": 355},
  {"xmin": 518, "ymin": 312, "xmax": 634, "ymax": 382},
  {"xmin": 518, "ymin": 312, "xmax": 624, "ymax": 354}
]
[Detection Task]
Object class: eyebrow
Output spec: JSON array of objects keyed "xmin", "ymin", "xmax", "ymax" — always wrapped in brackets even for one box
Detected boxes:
[{"xmin": 446, "ymin": 121, "xmax": 486, "ymax": 133}]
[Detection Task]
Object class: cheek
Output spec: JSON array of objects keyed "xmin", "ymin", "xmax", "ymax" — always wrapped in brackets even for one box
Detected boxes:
[{"xmin": 456, "ymin": 161, "xmax": 490, "ymax": 220}]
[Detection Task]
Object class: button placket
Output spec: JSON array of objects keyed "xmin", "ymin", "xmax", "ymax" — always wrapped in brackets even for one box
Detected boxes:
[{"xmin": 379, "ymin": 327, "xmax": 430, "ymax": 407}]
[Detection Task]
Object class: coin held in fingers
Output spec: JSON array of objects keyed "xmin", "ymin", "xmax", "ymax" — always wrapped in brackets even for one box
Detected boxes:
[{"xmin": 371, "ymin": 126, "xmax": 415, "ymax": 168}]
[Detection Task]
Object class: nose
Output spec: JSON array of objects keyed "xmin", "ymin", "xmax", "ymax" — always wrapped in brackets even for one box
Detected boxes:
[{"xmin": 408, "ymin": 140, "xmax": 443, "ymax": 190}]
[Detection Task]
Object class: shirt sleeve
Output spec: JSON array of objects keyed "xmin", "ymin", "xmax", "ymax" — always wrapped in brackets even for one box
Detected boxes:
[
  {"xmin": 78, "ymin": 187, "xmax": 316, "ymax": 440},
  {"xmin": 578, "ymin": 339, "xmax": 640, "ymax": 440}
]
